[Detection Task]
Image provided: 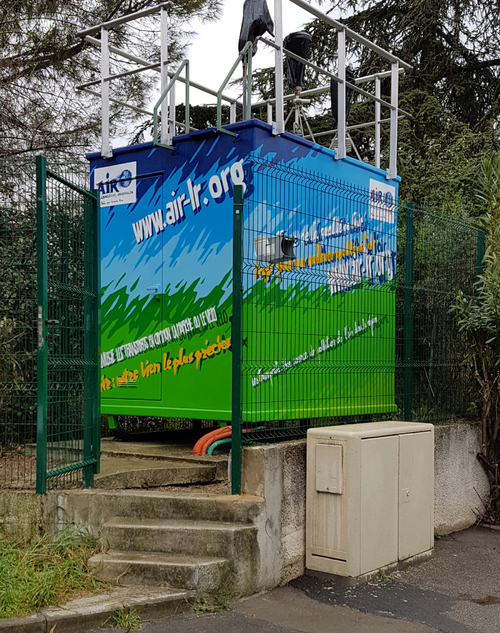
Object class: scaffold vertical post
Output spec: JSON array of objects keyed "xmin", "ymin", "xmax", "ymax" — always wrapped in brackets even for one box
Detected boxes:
[
  {"xmin": 160, "ymin": 6, "xmax": 169, "ymax": 146},
  {"xmin": 336, "ymin": 28, "xmax": 346, "ymax": 160},
  {"xmin": 375, "ymin": 75, "xmax": 381, "ymax": 169},
  {"xmin": 101, "ymin": 28, "xmax": 112, "ymax": 158},
  {"xmin": 387, "ymin": 60, "xmax": 399, "ymax": 180},
  {"xmin": 273, "ymin": 0, "xmax": 284, "ymax": 134}
]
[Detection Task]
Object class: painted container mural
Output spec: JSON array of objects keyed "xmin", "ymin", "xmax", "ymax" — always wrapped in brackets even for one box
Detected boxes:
[{"xmin": 89, "ymin": 120, "xmax": 398, "ymax": 423}]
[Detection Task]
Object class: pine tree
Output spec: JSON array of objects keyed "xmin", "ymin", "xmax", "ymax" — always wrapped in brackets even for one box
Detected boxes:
[{"xmin": 0, "ymin": 0, "xmax": 222, "ymax": 158}]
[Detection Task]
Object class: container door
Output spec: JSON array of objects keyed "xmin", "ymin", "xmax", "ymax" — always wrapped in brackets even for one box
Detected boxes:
[{"xmin": 100, "ymin": 173, "xmax": 164, "ymax": 401}]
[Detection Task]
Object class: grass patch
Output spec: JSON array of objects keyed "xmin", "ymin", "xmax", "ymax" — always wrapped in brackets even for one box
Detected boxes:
[
  {"xmin": 105, "ymin": 607, "xmax": 143, "ymax": 630},
  {"xmin": 193, "ymin": 595, "xmax": 231, "ymax": 615},
  {"xmin": 0, "ymin": 527, "xmax": 106, "ymax": 619}
]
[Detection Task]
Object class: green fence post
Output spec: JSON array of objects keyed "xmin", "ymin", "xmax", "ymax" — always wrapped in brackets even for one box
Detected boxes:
[
  {"xmin": 82, "ymin": 190, "xmax": 99, "ymax": 488},
  {"xmin": 93, "ymin": 190, "xmax": 101, "ymax": 475},
  {"xmin": 403, "ymin": 202, "xmax": 415, "ymax": 422},
  {"xmin": 231, "ymin": 185, "xmax": 244, "ymax": 496},
  {"xmin": 36, "ymin": 156, "xmax": 48, "ymax": 495}
]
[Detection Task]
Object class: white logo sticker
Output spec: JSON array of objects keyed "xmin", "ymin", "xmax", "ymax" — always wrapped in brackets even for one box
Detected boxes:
[
  {"xmin": 369, "ymin": 179, "xmax": 396, "ymax": 224},
  {"xmin": 95, "ymin": 162, "xmax": 137, "ymax": 207}
]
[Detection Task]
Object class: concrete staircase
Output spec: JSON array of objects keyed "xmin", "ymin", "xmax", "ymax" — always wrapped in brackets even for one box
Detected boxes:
[{"xmin": 89, "ymin": 491, "xmax": 263, "ymax": 599}]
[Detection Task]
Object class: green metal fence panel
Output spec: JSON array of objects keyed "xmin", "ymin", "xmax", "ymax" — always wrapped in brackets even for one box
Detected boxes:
[
  {"xmin": 0, "ymin": 157, "xmax": 99, "ymax": 492},
  {"xmin": 237, "ymin": 160, "xmax": 481, "ymax": 444},
  {"xmin": 42, "ymin": 164, "xmax": 100, "ymax": 491},
  {"xmin": 398, "ymin": 204, "xmax": 479, "ymax": 423},
  {"xmin": 0, "ymin": 159, "xmax": 38, "ymax": 488}
]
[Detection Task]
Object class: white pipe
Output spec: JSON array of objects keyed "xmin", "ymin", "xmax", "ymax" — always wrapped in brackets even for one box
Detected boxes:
[
  {"xmin": 168, "ymin": 82, "xmax": 176, "ymax": 145},
  {"xmin": 273, "ymin": 0, "xmax": 284, "ymax": 134},
  {"xmin": 101, "ymin": 28, "xmax": 112, "ymax": 158},
  {"xmin": 336, "ymin": 29, "xmax": 346, "ymax": 160},
  {"xmin": 375, "ymin": 76, "xmax": 381, "ymax": 170},
  {"xmin": 79, "ymin": 2, "xmax": 173, "ymax": 37},
  {"xmin": 160, "ymin": 7, "xmax": 169, "ymax": 145},
  {"xmin": 387, "ymin": 61, "xmax": 399, "ymax": 180}
]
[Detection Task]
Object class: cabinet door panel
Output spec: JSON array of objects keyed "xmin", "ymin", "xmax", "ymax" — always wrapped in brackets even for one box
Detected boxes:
[
  {"xmin": 399, "ymin": 431, "xmax": 433, "ymax": 559},
  {"xmin": 360, "ymin": 435, "xmax": 399, "ymax": 573}
]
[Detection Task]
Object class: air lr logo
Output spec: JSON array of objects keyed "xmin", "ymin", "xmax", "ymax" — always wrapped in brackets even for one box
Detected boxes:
[
  {"xmin": 368, "ymin": 179, "xmax": 396, "ymax": 224},
  {"xmin": 94, "ymin": 162, "xmax": 137, "ymax": 207},
  {"xmin": 97, "ymin": 169, "xmax": 133, "ymax": 194}
]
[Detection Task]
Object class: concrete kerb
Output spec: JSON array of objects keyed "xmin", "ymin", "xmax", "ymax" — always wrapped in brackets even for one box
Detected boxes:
[{"xmin": 0, "ymin": 587, "xmax": 194, "ymax": 633}]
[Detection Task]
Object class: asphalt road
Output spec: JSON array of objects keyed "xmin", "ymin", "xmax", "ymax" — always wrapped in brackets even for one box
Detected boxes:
[{"xmin": 92, "ymin": 525, "xmax": 500, "ymax": 633}]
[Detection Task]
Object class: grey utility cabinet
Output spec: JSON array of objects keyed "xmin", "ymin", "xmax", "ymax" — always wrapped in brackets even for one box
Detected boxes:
[{"xmin": 306, "ymin": 421, "xmax": 434, "ymax": 578}]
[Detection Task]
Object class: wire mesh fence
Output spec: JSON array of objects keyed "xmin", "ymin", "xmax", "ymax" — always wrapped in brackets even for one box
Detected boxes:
[
  {"xmin": 0, "ymin": 159, "xmax": 38, "ymax": 488},
  {"xmin": 0, "ymin": 157, "xmax": 99, "ymax": 491},
  {"xmin": 237, "ymin": 158, "xmax": 482, "ymax": 444},
  {"xmin": 40, "ymin": 163, "xmax": 99, "ymax": 491}
]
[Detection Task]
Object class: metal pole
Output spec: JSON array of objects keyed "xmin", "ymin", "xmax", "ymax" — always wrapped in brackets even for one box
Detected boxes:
[
  {"xmin": 273, "ymin": 0, "xmax": 284, "ymax": 134},
  {"xmin": 387, "ymin": 61, "xmax": 399, "ymax": 179},
  {"xmin": 185, "ymin": 62, "xmax": 190, "ymax": 134},
  {"xmin": 93, "ymin": 190, "xmax": 101, "ymax": 476},
  {"xmin": 83, "ymin": 191, "xmax": 95, "ymax": 489},
  {"xmin": 242, "ymin": 63, "xmax": 247, "ymax": 121},
  {"xmin": 160, "ymin": 7, "xmax": 169, "ymax": 145},
  {"xmin": 403, "ymin": 202, "xmax": 415, "ymax": 422},
  {"xmin": 101, "ymin": 28, "xmax": 112, "ymax": 158},
  {"xmin": 246, "ymin": 50, "xmax": 253, "ymax": 121},
  {"xmin": 230, "ymin": 102, "xmax": 237, "ymax": 124},
  {"xmin": 267, "ymin": 101, "xmax": 273, "ymax": 125},
  {"xmin": 336, "ymin": 29, "xmax": 346, "ymax": 160},
  {"xmin": 231, "ymin": 185, "xmax": 244, "ymax": 495},
  {"xmin": 375, "ymin": 75, "xmax": 381, "ymax": 169},
  {"xmin": 169, "ymin": 81, "xmax": 176, "ymax": 145},
  {"xmin": 36, "ymin": 156, "xmax": 48, "ymax": 495}
]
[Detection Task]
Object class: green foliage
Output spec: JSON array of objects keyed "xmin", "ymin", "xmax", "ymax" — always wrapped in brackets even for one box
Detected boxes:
[
  {"xmin": 105, "ymin": 607, "xmax": 143, "ymax": 631},
  {"xmin": 0, "ymin": 527, "xmax": 105, "ymax": 619},
  {"xmin": 376, "ymin": 568, "xmax": 390, "ymax": 583},
  {"xmin": 314, "ymin": 0, "xmax": 500, "ymax": 131},
  {"xmin": 450, "ymin": 155, "xmax": 500, "ymax": 521},
  {"xmin": 193, "ymin": 595, "xmax": 230, "ymax": 615}
]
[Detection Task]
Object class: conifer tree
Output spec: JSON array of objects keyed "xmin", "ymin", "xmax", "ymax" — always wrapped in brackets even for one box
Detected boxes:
[{"xmin": 0, "ymin": 0, "xmax": 222, "ymax": 158}]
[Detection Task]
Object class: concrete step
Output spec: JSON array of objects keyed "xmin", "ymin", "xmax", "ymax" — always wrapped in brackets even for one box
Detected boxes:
[
  {"xmin": 72, "ymin": 490, "xmax": 263, "ymax": 526},
  {"xmin": 44, "ymin": 585, "xmax": 193, "ymax": 633},
  {"xmin": 100, "ymin": 440, "xmax": 229, "ymax": 480},
  {"xmin": 89, "ymin": 550, "xmax": 228, "ymax": 591},
  {"xmin": 102, "ymin": 517, "xmax": 258, "ymax": 559},
  {"xmin": 94, "ymin": 457, "xmax": 217, "ymax": 489}
]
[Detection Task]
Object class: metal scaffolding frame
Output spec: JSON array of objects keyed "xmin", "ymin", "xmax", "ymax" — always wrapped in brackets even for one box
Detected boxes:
[{"xmin": 77, "ymin": 0, "xmax": 411, "ymax": 179}]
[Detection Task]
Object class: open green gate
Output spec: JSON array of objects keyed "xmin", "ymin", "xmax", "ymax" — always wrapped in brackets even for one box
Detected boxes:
[{"xmin": 36, "ymin": 156, "xmax": 100, "ymax": 494}]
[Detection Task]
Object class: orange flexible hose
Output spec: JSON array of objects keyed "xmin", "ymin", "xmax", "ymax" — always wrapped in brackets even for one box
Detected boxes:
[
  {"xmin": 192, "ymin": 426, "xmax": 226, "ymax": 455},
  {"xmin": 200, "ymin": 426, "xmax": 232, "ymax": 455}
]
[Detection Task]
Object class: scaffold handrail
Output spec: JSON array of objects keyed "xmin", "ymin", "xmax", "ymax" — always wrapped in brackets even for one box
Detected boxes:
[{"xmin": 153, "ymin": 59, "xmax": 190, "ymax": 150}]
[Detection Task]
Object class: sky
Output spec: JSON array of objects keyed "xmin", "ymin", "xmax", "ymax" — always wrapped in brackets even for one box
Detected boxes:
[{"xmin": 185, "ymin": 0, "xmax": 327, "ymax": 105}]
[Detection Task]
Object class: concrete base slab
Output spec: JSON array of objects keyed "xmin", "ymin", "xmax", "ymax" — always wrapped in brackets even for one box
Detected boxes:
[{"xmin": 305, "ymin": 549, "xmax": 433, "ymax": 587}]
